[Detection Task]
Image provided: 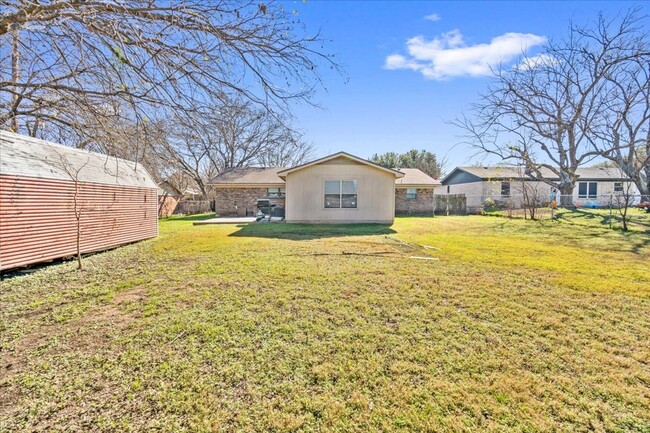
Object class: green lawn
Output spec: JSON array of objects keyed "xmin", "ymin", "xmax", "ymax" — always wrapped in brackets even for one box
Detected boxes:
[{"xmin": 1, "ymin": 214, "xmax": 649, "ymax": 432}]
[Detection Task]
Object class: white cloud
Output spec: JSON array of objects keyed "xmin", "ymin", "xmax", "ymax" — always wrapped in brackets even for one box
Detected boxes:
[
  {"xmin": 384, "ymin": 29, "xmax": 547, "ymax": 80},
  {"xmin": 424, "ymin": 13, "xmax": 441, "ymax": 22},
  {"xmin": 515, "ymin": 53, "xmax": 556, "ymax": 71}
]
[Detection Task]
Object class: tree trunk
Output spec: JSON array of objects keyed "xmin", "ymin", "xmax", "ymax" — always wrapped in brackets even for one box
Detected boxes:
[
  {"xmin": 10, "ymin": 24, "xmax": 20, "ymax": 132},
  {"xmin": 559, "ymin": 184, "xmax": 575, "ymax": 207}
]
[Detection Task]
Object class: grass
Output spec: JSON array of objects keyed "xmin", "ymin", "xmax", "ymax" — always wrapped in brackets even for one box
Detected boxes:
[
  {"xmin": 1, "ymin": 212, "xmax": 649, "ymax": 432},
  {"xmin": 482, "ymin": 206, "xmax": 650, "ymax": 232}
]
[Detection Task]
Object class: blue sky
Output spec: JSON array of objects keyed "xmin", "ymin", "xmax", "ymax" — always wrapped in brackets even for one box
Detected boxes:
[{"xmin": 288, "ymin": 0, "xmax": 647, "ymax": 172}]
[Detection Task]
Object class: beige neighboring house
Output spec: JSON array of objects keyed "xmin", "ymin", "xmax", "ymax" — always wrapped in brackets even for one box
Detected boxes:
[
  {"xmin": 208, "ymin": 152, "xmax": 439, "ymax": 223},
  {"xmin": 440, "ymin": 166, "xmax": 637, "ymax": 213}
]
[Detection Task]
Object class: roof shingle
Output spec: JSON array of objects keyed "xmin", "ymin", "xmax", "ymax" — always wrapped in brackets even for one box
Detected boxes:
[
  {"xmin": 394, "ymin": 168, "xmax": 439, "ymax": 186},
  {"xmin": 448, "ymin": 166, "xmax": 629, "ymax": 182},
  {"xmin": 209, "ymin": 167, "xmax": 287, "ymax": 185}
]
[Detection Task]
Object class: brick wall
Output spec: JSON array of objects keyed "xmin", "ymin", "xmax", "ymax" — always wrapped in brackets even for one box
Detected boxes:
[
  {"xmin": 214, "ymin": 187, "xmax": 285, "ymax": 216},
  {"xmin": 395, "ymin": 188, "xmax": 434, "ymax": 215}
]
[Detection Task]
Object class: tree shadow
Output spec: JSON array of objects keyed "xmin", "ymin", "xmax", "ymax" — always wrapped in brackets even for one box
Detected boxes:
[
  {"xmin": 228, "ymin": 222, "xmax": 396, "ymax": 240},
  {"xmin": 556, "ymin": 208, "xmax": 650, "ymax": 230}
]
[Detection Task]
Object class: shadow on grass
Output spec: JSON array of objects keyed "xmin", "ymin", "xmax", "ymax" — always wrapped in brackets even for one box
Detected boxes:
[
  {"xmin": 555, "ymin": 208, "xmax": 610, "ymax": 226},
  {"xmin": 229, "ymin": 222, "xmax": 396, "ymax": 240},
  {"xmin": 556, "ymin": 208, "xmax": 650, "ymax": 229}
]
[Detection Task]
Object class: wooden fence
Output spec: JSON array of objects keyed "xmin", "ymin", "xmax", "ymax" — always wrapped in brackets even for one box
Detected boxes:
[
  {"xmin": 175, "ymin": 200, "xmax": 212, "ymax": 215},
  {"xmin": 434, "ymin": 194, "xmax": 466, "ymax": 215}
]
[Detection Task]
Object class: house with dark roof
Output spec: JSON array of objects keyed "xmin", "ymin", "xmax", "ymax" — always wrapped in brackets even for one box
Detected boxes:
[
  {"xmin": 440, "ymin": 166, "xmax": 637, "ymax": 212},
  {"xmin": 208, "ymin": 152, "xmax": 440, "ymax": 222}
]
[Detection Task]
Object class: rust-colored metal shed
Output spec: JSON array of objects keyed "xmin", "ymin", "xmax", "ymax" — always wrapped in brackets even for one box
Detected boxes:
[{"xmin": 0, "ymin": 130, "xmax": 158, "ymax": 271}]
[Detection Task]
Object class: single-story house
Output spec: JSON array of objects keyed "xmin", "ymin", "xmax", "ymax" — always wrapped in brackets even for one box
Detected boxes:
[
  {"xmin": 209, "ymin": 152, "xmax": 439, "ymax": 223},
  {"xmin": 440, "ymin": 166, "xmax": 638, "ymax": 212}
]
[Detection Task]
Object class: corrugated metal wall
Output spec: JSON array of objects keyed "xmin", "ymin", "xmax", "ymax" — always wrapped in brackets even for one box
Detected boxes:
[{"xmin": 0, "ymin": 174, "xmax": 158, "ymax": 271}]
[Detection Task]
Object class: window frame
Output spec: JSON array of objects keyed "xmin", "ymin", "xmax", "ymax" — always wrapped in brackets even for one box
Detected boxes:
[
  {"xmin": 614, "ymin": 182, "xmax": 623, "ymax": 193},
  {"xmin": 267, "ymin": 187, "xmax": 285, "ymax": 198},
  {"xmin": 500, "ymin": 181, "xmax": 511, "ymax": 197},
  {"xmin": 324, "ymin": 180, "xmax": 358, "ymax": 209},
  {"xmin": 578, "ymin": 181, "xmax": 598, "ymax": 199},
  {"xmin": 406, "ymin": 188, "xmax": 417, "ymax": 199}
]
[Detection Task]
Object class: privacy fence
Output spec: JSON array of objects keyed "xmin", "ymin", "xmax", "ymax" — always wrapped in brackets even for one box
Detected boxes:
[{"xmin": 433, "ymin": 194, "xmax": 467, "ymax": 215}]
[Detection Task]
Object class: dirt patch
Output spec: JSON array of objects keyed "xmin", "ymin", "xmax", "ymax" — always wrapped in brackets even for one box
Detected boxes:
[{"xmin": 0, "ymin": 286, "xmax": 147, "ymax": 417}]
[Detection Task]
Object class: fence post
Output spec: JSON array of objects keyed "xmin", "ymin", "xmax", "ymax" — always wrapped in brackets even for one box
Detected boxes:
[{"xmin": 609, "ymin": 195, "xmax": 612, "ymax": 230}]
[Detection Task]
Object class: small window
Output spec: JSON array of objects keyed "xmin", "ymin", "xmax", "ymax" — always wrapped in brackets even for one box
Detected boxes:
[
  {"xmin": 501, "ymin": 181, "xmax": 510, "ymax": 197},
  {"xmin": 324, "ymin": 180, "xmax": 357, "ymax": 208},
  {"xmin": 267, "ymin": 187, "xmax": 285, "ymax": 198},
  {"xmin": 406, "ymin": 188, "xmax": 417, "ymax": 199},
  {"xmin": 446, "ymin": 185, "xmax": 450, "ymax": 194},
  {"xmin": 614, "ymin": 182, "xmax": 623, "ymax": 193},
  {"xmin": 578, "ymin": 182, "xmax": 598, "ymax": 199}
]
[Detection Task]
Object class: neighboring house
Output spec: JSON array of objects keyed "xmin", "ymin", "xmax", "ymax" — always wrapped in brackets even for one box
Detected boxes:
[
  {"xmin": 208, "ymin": 152, "xmax": 438, "ymax": 223},
  {"xmin": 157, "ymin": 181, "xmax": 182, "ymax": 218},
  {"xmin": 0, "ymin": 130, "xmax": 158, "ymax": 271},
  {"xmin": 394, "ymin": 168, "xmax": 440, "ymax": 215},
  {"xmin": 440, "ymin": 166, "xmax": 637, "ymax": 213},
  {"xmin": 157, "ymin": 179, "xmax": 202, "ymax": 217}
]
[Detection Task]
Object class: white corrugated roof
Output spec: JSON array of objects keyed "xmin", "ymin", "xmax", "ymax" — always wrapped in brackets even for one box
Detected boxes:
[{"xmin": 0, "ymin": 130, "xmax": 157, "ymax": 189}]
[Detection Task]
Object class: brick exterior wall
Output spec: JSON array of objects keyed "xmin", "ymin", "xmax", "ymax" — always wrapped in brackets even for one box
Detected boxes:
[
  {"xmin": 395, "ymin": 188, "xmax": 434, "ymax": 215},
  {"xmin": 214, "ymin": 187, "xmax": 285, "ymax": 216}
]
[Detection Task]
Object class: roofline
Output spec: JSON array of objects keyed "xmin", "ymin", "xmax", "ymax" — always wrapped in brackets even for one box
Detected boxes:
[
  {"xmin": 440, "ymin": 167, "xmax": 470, "ymax": 184},
  {"xmin": 0, "ymin": 129, "xmax": 143, "ymax": 172},
  {"xmin": 441, "ymin": 166, "xmax": 631, "ymax": 183},
  {"xmin": 276, "ymin": 152, "xmax": 405, "ymax": 178},
  {"xmin": 396, "ymin": 184, "xmax": 440, "ymax": 188},
  {"xmin": 207, "ymin": 167, "xmax": 287, "ymax": 185},
  {"xmin": 209, "ymin": 182, "xmax": 285, "ymax": 188}
]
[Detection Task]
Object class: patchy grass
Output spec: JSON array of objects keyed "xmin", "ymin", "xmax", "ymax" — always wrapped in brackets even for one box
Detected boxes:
[
  {"xmin": 483, "ymin": 206, "xmax": 650, "ymax": 232},
  {"xmin": 554, "ymin": 207, "xmax": 650, "ymax": 232},
  {"xmin": 1, "ymin": 215, "xmax": 649, "ymax": 432}
]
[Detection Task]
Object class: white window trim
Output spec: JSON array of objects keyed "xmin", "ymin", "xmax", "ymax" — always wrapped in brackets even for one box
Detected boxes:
[
  {"xmin": 578, "ymin": 181, "xmax": 598, "ymax": 199},
  {"xmin": 406, "ymin": 188, "xmax": 417, "ymax": 199},
  {"xmin": 501, "ymin": 181, "xmax": 511, "ymax": 197},
  {"xmin": 324, "ymin": 180, "xmax": 358, "ymax": 210},
  {"xmin": 267, "ymin": 187, "xmax": 285, "ymax": 198}
]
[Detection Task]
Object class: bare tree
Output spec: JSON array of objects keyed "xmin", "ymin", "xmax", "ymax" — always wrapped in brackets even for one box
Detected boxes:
[
  {"xmin": 610, "ymin": 177, "xmax": 638, "ymax": 231},
  {"xmin": 255, "ymin": 135, "xmax": 315, "ymax": 168},
  {"xmin": 589, "ymin": 55, "xmax": 650, "ymax": 198},
  {"xmin": 58, "ymin": 154, "xmax": 91, "ymax": 270},
  {"xmin": 457, "ymin": 8, "xmax": 649, "ymax": 206},
  {"xmin": 1, "ymin": 0, "xmax": 337, "ymax": 150},
  {"xmin": 155, "ymin": 100, "xmax": 311, "ymax": 196}
]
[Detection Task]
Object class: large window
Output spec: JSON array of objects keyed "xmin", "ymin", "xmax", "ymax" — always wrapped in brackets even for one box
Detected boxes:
[
  {"xmin": 325, "ymin": 180, "xmax": 357, "ymax": 208},
  {"xmin": 501, "ymin": 181, "xmax": 511, "ymax": 197},
  {"xmin": 406, "ymin": 188, "xmax": 417, "ymax": 199},
  {"xmin": 578, "ymin": 182, "xmax": 598, "ymax": 199},
  {"xmin": 267, "ymin": 187, "xmax": 285, "ymax": 198}
]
